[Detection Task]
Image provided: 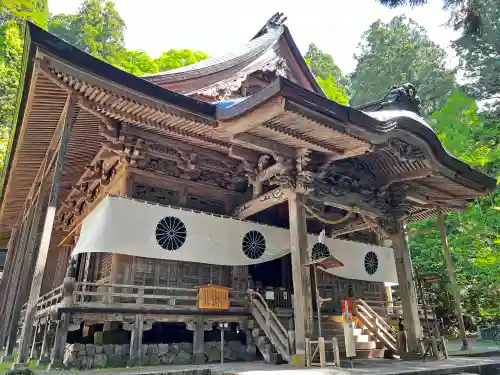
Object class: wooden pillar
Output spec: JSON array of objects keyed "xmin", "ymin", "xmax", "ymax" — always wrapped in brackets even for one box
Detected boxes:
[
  {"xmin": 1, "ymin": 212, "xmax": 36, "ymax": 361},
  {"xmin": 191, "ymin": 319, "xmax": 205, "ymax": 364},
  {"xmin": 37, "ymin": 322, "xmax": 51, "ymax": 365},
  {"xmin": 436, "ymin": 207, "xmax": 468, "ymax": 349},
  {"xmin": 47, "ymin": 313, "xmax": 71, "ymax": 370},
  {"xmin": 3, "ymin": 177, "xmax": 51, "ymax": 361},
  {"xmin": 385, "ymin": 284, "xmax": 394, "ymax": 307},
  {"xmin": 129, "ymin": 314, "xmax": 144, "ymax": 366},
  {"xmin": 0, "ymin": 227, "xmax": 20, "ymax": 320},
  {"xmin": 390, "ymin": 230, "xmax": 422, "ymax": 353},
  {"xmin": 0, "ymin": 228, "xmax": 23, "ymax": 349},
  {"xmin": 288, "ymin": 193, "xmax": 313, "ymax": 366},
  {"xmin": 15, "ymin": 95, "xmax": 76, "ymax": 366}
]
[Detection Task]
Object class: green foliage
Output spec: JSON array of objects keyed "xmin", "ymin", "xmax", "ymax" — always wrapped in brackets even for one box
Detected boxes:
[
  {"xmin": 154, "ymin": 49, "xmax": 208, "ymax": 72},
  {"xmin": 0, "ymin": 0, "xmax": 48, "ymax": 28},
  {"xmin": 409, "ymin": 90, "xmax": 500, "ymax": 326},
  {"xmin": 430, "ymin": 90, "xmax": 500, "ymax": 174},
  {"xmin": 0, "ymin": 18, "xmax": 25, "ymax": 176},
  {"xmin": 304, "ymin": 43, "xmax": 350, "ymax": 105},
  {"xmin": 47, "ymin": 1, "xmax": 208, "ymax": 76},
  {"xmin": 315, "ymin": 75, "xmax": 349, "ymax": 106},
  {"xmin": 350, "ymin": 16, "xmax": 456, "ymax": 115},
  {"xmin": 376, "ymin": 0, "xmax": 484, "ymax": 37},
  {"xmin": 453, "ymin": 0, "xmax": 499, "ymax": 106},
  {"xmin": 48, "ymin": 0, "xmax": 125, "ymax": 61},
  {"xmin": 0, "ymin": 0, "xmax": 208, "ymax": 178}
]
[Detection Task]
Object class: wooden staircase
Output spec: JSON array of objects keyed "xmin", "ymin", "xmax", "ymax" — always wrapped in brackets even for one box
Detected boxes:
[
  {"xmin": 354, "ymin": 299, "xmax": 399, "ymax": 354},
  {"xmin": 248, "ymin": 291, "xmax": 291, "ymax": 363},
  {"xmin": 315, "ymin": 316, "xmax": 387, "ymax": 358}
]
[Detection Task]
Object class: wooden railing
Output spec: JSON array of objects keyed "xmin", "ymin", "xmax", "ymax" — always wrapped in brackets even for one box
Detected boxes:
[
  {"xmin": 249, "ymin": 291, "xmax": 291, "ymax": 362},
  {"xmin": 354, "ymin": 299, "xmax": 398, "ymax": 353},
  {"xmin": 19, "ymin": 286, "xmax": 64, "ymax": 326},
  {"xmin": 479, "ymin": 324, "xmax": 500, "ymax": 341},
  {"xmin": 75, "ymin": 282, "xmax": 247, "ymax": 310},
  {"xmin": 20, "ymin": 282, "xmax": 248, "ymax": 324}
]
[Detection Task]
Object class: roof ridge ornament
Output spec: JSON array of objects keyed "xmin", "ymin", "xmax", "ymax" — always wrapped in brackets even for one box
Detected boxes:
[
  {"xmin": 253, "ymin": 12, "xmax": 287, "ymax": 39},
  {"xmin": 267, "ymin": 12, "xmax": 288, "ymax": 29},
  {"xmin": 379, "ymin": 83, "xmax": 422, "ymax": 115}
]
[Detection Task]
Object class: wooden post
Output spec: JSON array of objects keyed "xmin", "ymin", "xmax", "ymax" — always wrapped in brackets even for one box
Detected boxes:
[
  {"xmin": 0, "ymin": 227, "xmax": 20, "ymax": 326},
  {"xmin": 436, "ymin": 207, "xmax": 468, "ymax": 349},
  {"xmin": 192, "ymin": 319, "xmax": 205, "ymax": 364},
  {"xmin": 15, "ymin": 95, "xmax": 76, "ymax": 366},
  {"xmin": 129, "ymin": 314, "xmax": 143, "ymax": 366},
  {"xmin": 318, "ymin": 337, "xmax": 326, "ymax": 367},
  {"xmin": 37, "ymin": 322, "xmax": 51, "ymax": 365},
  {"xmin": 288, "ymin": 193, "xmax": 313, "ymax": 366},
  {"xmin": 385, "ymin": 285, "xmax": 394, "ymax": 307},
  {"xmin": 1, "ymin": 214, "xmax": 35, "ymax": 361},
  {"xmin": 29, "ymin": 320, "xmax": 39, "ymax": 361},
  {"xmin": 4, "ymin": 177, "xmax": 51, "ymax": 362},
  {"xmin": 390, "ymin": 230, "xmax": 422, "ymax": 354},
  {"xmin": 47, "ymin": 313, "xmax": 71, "ymax": 370}
]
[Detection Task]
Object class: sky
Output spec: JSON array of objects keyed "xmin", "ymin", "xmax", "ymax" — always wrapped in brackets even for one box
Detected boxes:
[{"xmin": 48, "ymin": 0, "xmax": 460, "ymax": 74}]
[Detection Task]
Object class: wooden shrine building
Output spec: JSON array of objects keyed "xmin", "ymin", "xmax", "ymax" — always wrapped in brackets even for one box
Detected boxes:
[{"xmin": 0, "ymin": 14, "xmax": 496, "ymax": 369}]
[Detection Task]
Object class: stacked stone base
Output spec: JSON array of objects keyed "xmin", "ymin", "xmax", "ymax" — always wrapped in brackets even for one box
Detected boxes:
[{"xmin": 63, "ymin": 341, "xmax": 256, "ymax": 369}]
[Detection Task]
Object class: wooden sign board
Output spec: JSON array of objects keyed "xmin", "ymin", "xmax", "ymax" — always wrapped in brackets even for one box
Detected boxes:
[{"xmin": 198, "ymin": 284, "xmax": 229, "ymax": 310}]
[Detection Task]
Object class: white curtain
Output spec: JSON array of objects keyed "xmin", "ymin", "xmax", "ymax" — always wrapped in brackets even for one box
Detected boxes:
[{"xmin": 72, "ymin": 196, "xmax": 398, "ymax": 284}]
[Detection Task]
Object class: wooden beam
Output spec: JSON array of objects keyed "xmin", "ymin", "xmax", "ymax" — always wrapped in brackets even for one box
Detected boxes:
[
  {"xmin": 228, "ymin": 145, "xmax": 259, "ymax": 164},
  {"xmin": 330, "ymin": 222, "xmax": 370, "ymax": 237},
  {"xmin": 312, "ymin": 182, "xmax": 382, "ymax": 219},
  {"xmin": 232, "ymin": 133, "xmax": 296, "ymax": 158},
  {"xmin": 218, "ymin": 97, "xmax": 285, "ymax": 135},
  {"xmin": 232, "ymin": 187, "xmax": 293, "ymax": 219},
  {"xmin": 15, "ymin": 94, "xmax": 77, "ymax": 365},
  {"xmin": 379, "ymin": 167, "xmax": 434, "ymax": 189},
  {"xmin": 119, "ymin": 124, "xmax": 236, "ymax": 167}
]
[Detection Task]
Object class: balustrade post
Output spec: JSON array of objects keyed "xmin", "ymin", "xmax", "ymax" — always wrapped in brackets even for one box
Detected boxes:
[
  {"xmin": 48, "ymin": 259, "xmax": 76, "ymax": 370},
  {"xmin": 48, "ymin": 312, "xmax": 70, "ymax": 370},
  {"xmin": 29, "ymin": 320, "xmax": 40, "ymax": 361},
  {"xmin": 37, "ymin": 322, "xmax": 51, "ymax": 365}
]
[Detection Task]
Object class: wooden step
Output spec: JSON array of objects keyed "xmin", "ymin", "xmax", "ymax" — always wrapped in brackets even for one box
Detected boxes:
[{"xmin": 355, "ymin": 341, "xmax": 377, "ymax": 350}]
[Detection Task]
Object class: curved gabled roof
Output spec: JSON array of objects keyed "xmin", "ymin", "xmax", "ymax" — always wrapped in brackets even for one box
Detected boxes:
[
  {"xmin": 144, "ymin": 21, "xmax": 325, "ymax": 97},
  {"xmin": 145, "ymin": 27, "xmax": 283, "ymax": 83}
]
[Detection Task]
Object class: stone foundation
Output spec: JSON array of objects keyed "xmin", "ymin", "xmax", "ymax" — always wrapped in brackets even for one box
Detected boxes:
[{"xmin": 62, "ymin": 341, "xmax": 254, "ymax": 369}]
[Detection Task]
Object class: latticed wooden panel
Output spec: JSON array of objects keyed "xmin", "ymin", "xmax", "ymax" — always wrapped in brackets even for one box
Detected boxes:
[
  {"xmin": 133, "ymin": 183, "xmax": 179, "ymax": 205},
  {"xmin": 131, "ymin": 257, "xmax": 231, "ymax": 289},
  {"xmin": 231, "ymin": 266, "xmax": 248, "ymax": 291},
  {"xmin": 186, "ymin": 194, "xmax": 226, "ymax": 214},
  {"xmin": 99, "ymin": 253, "xmax": 113, "ymax": 279},
  {"xmin": 316, "ymin": 272, "xmax": 384, "ymax": 313}
]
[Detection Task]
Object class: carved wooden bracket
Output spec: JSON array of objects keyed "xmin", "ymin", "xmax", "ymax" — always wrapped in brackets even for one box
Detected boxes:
[{"xmin": 233, "ymin": 186, "xmax": 293, "ymax": 219}]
